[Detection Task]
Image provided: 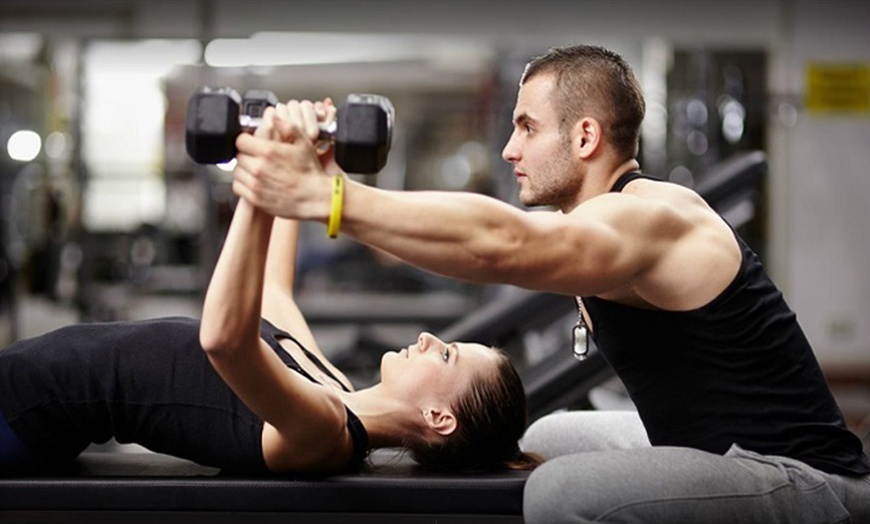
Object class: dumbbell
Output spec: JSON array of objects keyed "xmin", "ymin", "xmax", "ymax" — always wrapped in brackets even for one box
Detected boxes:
[{"xmin": 185, "ymin": 87, "xmax": 393, "ymax": 174}]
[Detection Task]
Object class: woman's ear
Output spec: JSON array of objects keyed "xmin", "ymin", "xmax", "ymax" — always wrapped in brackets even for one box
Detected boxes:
[
  {"xmin": 423, "ymin": 408, "xmax": 457, "ymax": 437},
  {"xmin": 573, "ymin": 117, "xmax": 601, "ymax": 160}
]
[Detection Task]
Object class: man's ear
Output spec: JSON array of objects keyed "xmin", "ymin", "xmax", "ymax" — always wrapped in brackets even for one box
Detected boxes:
[
  {"xmin": 573, "ymin": 117, "xmax": 601, "ymax": 160},
  {"xmin": 423, "ymin": 408, "xmax": 457, "ymax": 437}
]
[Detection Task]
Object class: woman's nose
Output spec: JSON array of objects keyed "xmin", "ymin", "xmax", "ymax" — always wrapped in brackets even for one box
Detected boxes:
[{"xmin": 418, "ymin": 332, "xmax": 438, "ymax": 352}]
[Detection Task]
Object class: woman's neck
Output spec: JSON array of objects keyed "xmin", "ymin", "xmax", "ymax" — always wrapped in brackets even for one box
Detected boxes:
[{"xmin": 338, "ymin": 385, "xmax": 426, "ymax": 449}]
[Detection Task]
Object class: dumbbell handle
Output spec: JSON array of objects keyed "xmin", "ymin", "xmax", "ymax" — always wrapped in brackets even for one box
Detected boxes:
[{"xmin": 238, "ymin": 114, "xmax": 338, "ymax": 140}]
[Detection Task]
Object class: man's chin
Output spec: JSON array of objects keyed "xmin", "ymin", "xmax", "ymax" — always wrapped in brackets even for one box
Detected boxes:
[
  {"xmin": 517, "ymin": 188, "xmax": 533, "ymax": 206},
  {"xmin": 519, "ymin": 194, "xmax": 541, "ymax": 208}
]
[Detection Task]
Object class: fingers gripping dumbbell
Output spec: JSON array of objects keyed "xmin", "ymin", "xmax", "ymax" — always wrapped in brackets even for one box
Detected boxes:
[{"xmin": 185, "ymin": 87, "xmax": 393, "ymax": 175}]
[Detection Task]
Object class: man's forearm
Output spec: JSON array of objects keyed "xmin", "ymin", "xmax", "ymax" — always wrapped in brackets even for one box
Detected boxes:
[{"xmin": 340, "ymin": 180, "xmax": 534, "ymax": 285}]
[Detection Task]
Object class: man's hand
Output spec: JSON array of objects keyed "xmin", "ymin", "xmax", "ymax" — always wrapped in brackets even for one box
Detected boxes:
[{"xmin": 232, "ymin": 100, "xmax": 334, "ymax": 222}]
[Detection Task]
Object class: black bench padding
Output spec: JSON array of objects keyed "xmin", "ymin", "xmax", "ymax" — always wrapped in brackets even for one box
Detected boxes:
[{"xmin": 0, "ymin": 450, "xmax": 528, "ymax": 523}]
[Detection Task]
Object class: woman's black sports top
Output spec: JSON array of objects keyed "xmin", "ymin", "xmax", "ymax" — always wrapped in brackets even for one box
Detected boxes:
[
  {"xmin": 0, "ymin": 316, "xmax": 369, "ymax": 473},
  {"xmin": 583, "ymin": 172, "xmax": 870, "ymax": 476}
]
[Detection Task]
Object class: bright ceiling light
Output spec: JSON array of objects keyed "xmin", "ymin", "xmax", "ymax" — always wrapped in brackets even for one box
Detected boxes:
[
  {"xmin": 205, "ymin": 32, "xmax": 416, "ymax": 67},
  {"xmin": 7, "ymin": 130, "xmax": 42, "ymax": 162},
  {"xmin": 204, "ymin": 32, "xmax": 492, "ymax": 71},
  {"xmin": 0, "ymin": 33, "xmax": 43, "ymax": 62}
]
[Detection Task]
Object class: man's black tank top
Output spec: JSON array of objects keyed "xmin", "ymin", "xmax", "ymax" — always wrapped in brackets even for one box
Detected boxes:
[
  {"xmin": 0, "ymin": 317, "xmax": 369, "ymax": 473},
  {"xmin": 583, "ymin": 172, "xmax": 870, "ymax": 476}
]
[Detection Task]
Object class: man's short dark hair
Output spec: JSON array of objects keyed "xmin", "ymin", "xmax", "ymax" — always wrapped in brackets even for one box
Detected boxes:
[{"xmin": 522, "ymin": 45, "xmax": 646, "ymax": 159}]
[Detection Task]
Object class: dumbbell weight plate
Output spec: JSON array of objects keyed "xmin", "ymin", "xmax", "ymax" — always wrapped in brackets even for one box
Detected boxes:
[
  {"xmin": 185, "ymin": 87, "xmax": 243, "ymax": 164},
  {"xmin": 335, "ymin": 94, "xmax": 393, "ymax": 175}
]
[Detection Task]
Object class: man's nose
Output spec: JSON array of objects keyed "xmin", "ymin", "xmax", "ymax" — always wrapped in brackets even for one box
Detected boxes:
[{"xmin": 502, "ymin": 134, "xmax": 518, "ymax": 163}]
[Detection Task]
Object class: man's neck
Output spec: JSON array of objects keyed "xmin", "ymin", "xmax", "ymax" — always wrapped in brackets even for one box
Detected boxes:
[
  {"xmin": 565, "ymin": 158, "xmax": 641, "ymax": 212},
  {"xmin": 603, "ymin": 158, "xmax": 642, "ymax": 192}
]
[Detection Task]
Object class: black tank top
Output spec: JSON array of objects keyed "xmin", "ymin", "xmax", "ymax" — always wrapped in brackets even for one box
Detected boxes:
[
  {"xmin": 583, "ymin": 172, "xmax": 870, "ymax": 476},
  {"xmin": 0, "ymin": 317, "xmax": 369, "ymax": 473}
]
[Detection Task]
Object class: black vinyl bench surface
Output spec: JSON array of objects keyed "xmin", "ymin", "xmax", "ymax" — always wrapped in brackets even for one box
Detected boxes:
[{"xmin": 0, "ymin": 450, "xmax": 528, "ymax": 524}]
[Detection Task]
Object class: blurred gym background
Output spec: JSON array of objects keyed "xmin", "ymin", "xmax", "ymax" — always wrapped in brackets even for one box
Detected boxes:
[{"xmin": 0, "ymin": 0, "xmax": 867, "ymax": 445}]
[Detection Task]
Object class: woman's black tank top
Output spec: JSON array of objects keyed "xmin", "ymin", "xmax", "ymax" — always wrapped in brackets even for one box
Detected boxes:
[
  {"xmin": 0, "ymin": 317, "xmax": 369, "ymax": 473},
  {"xmin": 583, "ymin": 172, "xmax": 870, "ymax": 476}
]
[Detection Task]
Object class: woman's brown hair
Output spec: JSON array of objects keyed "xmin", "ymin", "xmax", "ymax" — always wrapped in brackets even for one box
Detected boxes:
[{"xmin": 410, "ymin": 348, "xmax": 543, "ymax": 472}]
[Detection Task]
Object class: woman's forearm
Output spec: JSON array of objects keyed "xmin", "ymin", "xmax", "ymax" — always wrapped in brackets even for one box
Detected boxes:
[
  {"xmin": 200, "ymin": 199, "xmax": 274, "ymax": 355},
  {"xmin": 263, "ymin": 217, "xmax": 300, "ymax": 295}
]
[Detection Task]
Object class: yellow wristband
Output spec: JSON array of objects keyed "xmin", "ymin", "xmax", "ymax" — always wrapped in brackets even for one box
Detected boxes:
[{"xmin": 327, "ymin": 174, "xmax": 344, "ymax": 239}]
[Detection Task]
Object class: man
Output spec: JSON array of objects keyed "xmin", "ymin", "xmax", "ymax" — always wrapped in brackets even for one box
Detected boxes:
[{"xmin": 232, "ymin": 45, "xmax": 869, "ymax": 522}]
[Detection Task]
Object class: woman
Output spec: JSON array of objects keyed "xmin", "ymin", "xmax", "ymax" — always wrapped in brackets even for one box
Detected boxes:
[{"xmin": 0, "ymin": 103, "xmax": 540, "ymax": 475}]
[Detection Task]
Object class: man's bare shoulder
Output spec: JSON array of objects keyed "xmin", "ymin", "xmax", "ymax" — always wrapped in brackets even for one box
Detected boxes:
[
  {"xmin": 569, "ymin": 179, "xmax": 702, "ymax": 234},
  {"xmin": 626, "ymin": 181, "xmax": 741, "ymax": 310},
  {"xmin": 575, "ymin": 178, "xmax": 741, "ymax": 310}
]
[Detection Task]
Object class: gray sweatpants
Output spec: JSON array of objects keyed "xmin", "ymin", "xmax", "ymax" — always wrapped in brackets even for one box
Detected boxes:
[{"xmin": 521, "ymin": 411, "xmax": 870, "ymax": 523}]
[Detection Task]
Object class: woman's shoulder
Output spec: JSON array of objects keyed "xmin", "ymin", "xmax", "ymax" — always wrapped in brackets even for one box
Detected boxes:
[{"xmin": 260, "ymin": 382, "xmax": 359, "ymax": 473}]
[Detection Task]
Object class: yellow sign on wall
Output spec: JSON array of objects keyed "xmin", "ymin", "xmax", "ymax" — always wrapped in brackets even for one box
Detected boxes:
[{"xmin": 805, "ymin": 63, "xmax": 870, "ymax": 115}]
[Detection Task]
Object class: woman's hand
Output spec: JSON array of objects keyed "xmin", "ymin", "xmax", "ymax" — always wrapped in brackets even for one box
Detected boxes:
[
  {"xmin": 278, "ymin": 98, "xmax": 342, "ymax": 176},
  {"xmin": 232, "ymin": 101, "xmax": 333, "ymax": 221}
]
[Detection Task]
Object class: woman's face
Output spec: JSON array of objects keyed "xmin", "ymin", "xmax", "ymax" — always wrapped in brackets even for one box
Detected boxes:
[{"xmin": 380, "ymin": 332, "xmax": 499, "ymax": 406}]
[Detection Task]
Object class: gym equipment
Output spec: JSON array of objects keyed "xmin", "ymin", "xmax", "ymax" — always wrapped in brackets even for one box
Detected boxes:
[
  {"xmin": 185, "ymin": 87, "xmax": 393, "ymax": 174},
  {"xmin": 0, "ymin": 450, "xmax": 526, "ymax": 523}
]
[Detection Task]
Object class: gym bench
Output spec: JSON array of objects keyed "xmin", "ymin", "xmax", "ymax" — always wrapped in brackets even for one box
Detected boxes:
[{"xmin": 0, "ymin": 449, "xmax": 528, "ymax": 523}]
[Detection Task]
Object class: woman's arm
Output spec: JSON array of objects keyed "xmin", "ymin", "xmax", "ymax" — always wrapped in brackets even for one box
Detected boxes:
[
  {"xmin": 261, "ymin": 217, "xmax": 353, "ymax": 391},
  {"xmin": 261, "ymin": 217, "xmax": 314, "ymax": 347},
  {"xmin": 199, "ymin": 108, "xmax": 351, "ymax": 472},
  {"xmin": 259, "ymin": 98, "xmax": 352, "ymax": 391}
]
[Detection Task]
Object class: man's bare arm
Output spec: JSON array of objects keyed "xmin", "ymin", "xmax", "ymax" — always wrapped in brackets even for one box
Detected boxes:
[
  {"xmin": 232, "ymin": 102, "xmax": 673, "ymax": 298},
  {"xmin": 340, "ymin": 183, "xmax": 671, "ymax": 297}
]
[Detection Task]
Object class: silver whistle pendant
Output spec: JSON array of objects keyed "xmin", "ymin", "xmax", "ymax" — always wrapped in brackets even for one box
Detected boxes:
[{"xmin": 572, "ymin": 322, "xmax": 588, "ymax": 361}]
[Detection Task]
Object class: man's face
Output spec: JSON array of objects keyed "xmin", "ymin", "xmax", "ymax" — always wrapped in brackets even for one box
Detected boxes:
[{"xmin": 501, "ymin": 73, "xmax": 583, "ymax": 211}]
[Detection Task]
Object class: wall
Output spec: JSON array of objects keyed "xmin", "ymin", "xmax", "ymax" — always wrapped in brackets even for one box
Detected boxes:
[{"xmin": 772, "ymin": 0, "xmax": 870, "ymax": 367}]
